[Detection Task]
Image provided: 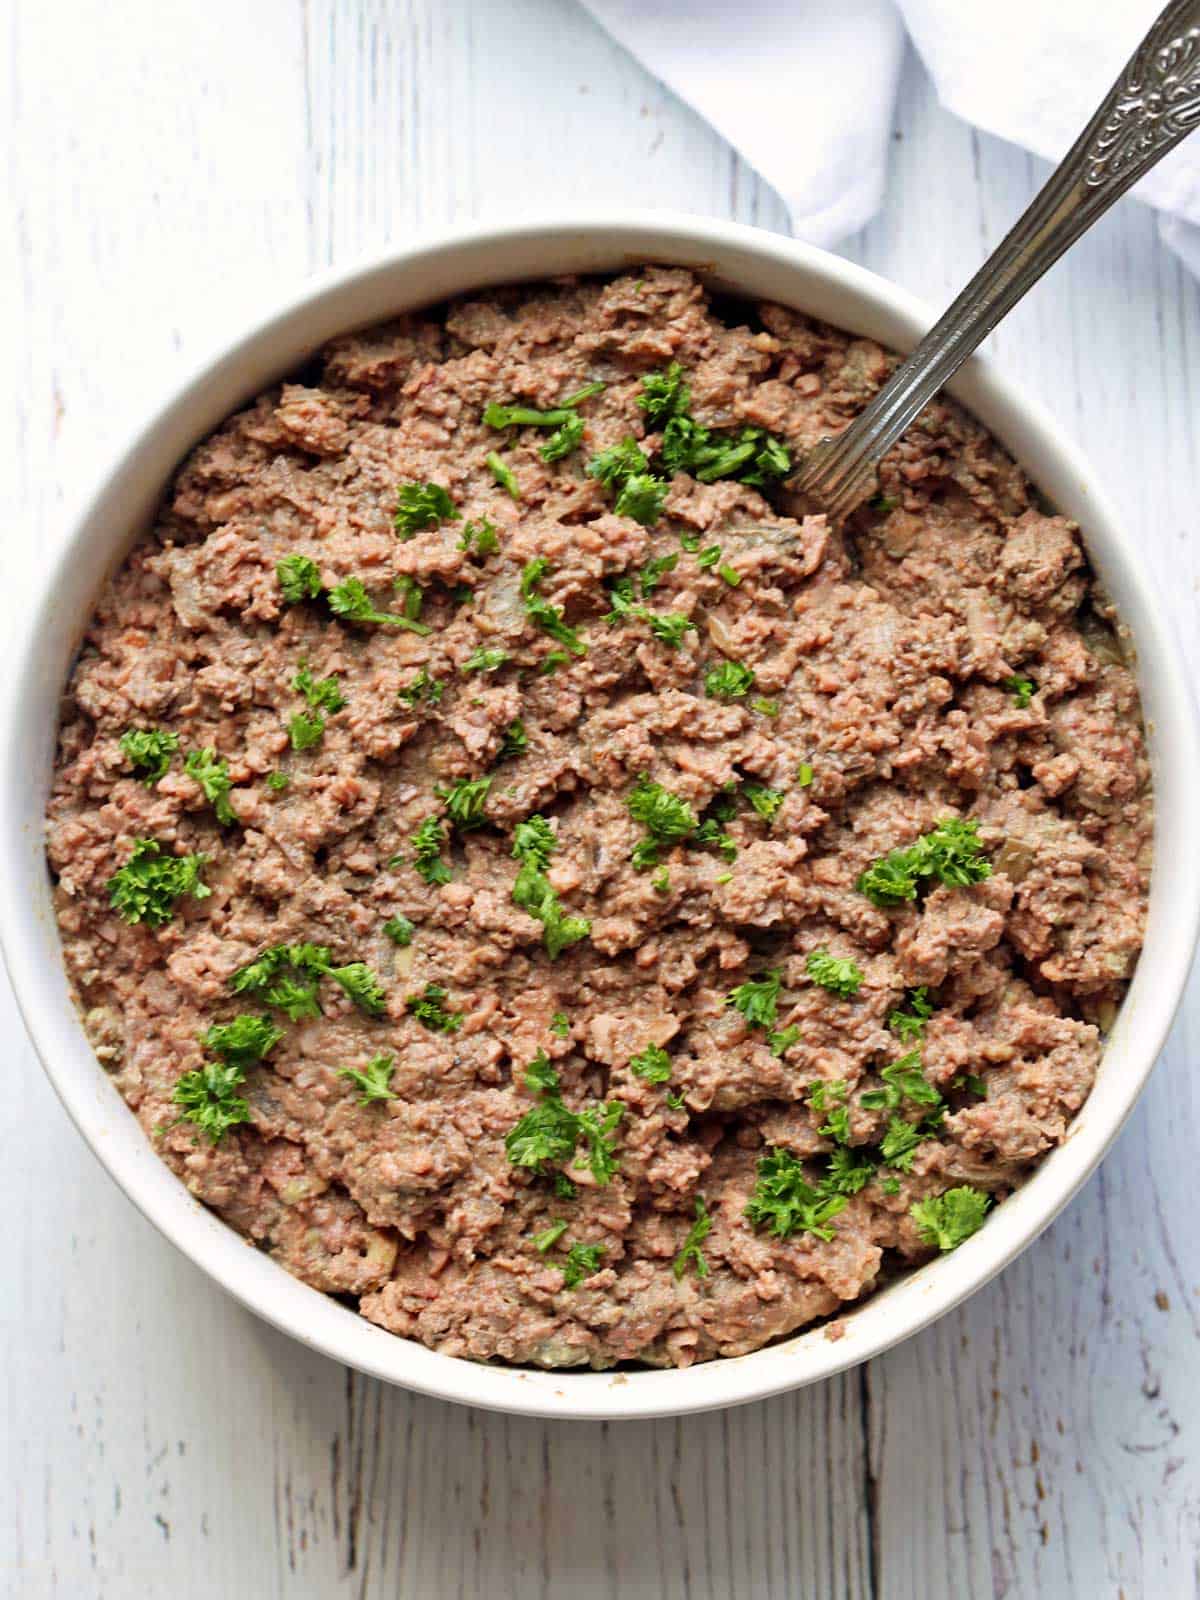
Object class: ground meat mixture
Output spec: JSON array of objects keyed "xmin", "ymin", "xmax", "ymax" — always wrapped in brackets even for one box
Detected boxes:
[{"xmin": 46, "ymin": 267, "xmax": 1152, "ymax": 1370}]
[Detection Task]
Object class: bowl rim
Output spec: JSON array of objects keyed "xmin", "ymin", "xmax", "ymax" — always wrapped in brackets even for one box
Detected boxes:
[{"xmin": 3, "ymin": 209, "xmax": 1198, "ymax": 1420}]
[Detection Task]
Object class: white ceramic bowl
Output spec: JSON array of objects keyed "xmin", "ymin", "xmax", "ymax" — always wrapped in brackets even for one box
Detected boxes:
[{"xmin": 4, "ymin": 213, "xmax": 1197, "ymax": 1420}]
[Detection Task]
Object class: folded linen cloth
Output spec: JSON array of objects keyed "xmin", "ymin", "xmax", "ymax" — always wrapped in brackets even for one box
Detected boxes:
[{"xmin": 580, "ymin": 0, "xmax": 1200, "ymax": 277}]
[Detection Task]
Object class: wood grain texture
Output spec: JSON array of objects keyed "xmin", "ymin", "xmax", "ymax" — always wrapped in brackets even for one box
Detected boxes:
[{"xmin": 2, "ymin": 3, "xmax": 1197, "ymax": 1596}]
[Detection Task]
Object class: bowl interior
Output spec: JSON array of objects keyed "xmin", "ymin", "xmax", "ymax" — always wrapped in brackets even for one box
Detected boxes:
[{"xmin": 3, "ymin": 214, "xmax": 1197, "ymax": 1419}]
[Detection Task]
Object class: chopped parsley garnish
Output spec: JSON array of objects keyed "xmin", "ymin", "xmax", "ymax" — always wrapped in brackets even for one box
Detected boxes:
[
  {"xmin": 880, "ymin": 1175, "xmax": 901, "ymax": 1196},
  {"xmin": 824, "ymin": 1146, "xmax": 876, "ymax": 1196},
  {"xmin": 393, "ymin": 481, "xmax": 459, "ymax": 538},
  {"xmin": 744, "ymin": 1148, "xmax": 846, "ymax": 1241},
  {"xmin": 398, "ymin": 667, "xmax": 444, "ymax": 706},
  {"xmin": 808, "ymin": 1079, "xmax": 848, "ymax": 1113},
  {"xmin": 229, "ymin": 942, "xmax": 329, "ymax": 1017},
  {"xmin": 805, "ymin": 948, "xmax": 864, "ymax": 999},
  {"xmin": 651, "ymin": 867, "xmax": 670, "ymax": 893},
  {"xmin": 1002, "ymin": 674, "xmax": 1036, "ymax": 708},
  {"xmin": 383, "ymin": 914, "xmax": 415, "ymax": 946},
  {"xmin": 560, "ymin": 1242, "xmax": 604, "ymax": 1290},
  {"xmin": 511, "ymin": 814, "xmax": 557, "ymax": 869},
  {"xmin": 539, "ymin": 651, "xmax": 568, "ymax": 675},
  {"xmin": 672, "ymin": 1196, "xmax": 711, "ymax": 1280},
  {"xmin": 120, "ymin": 727, "xmax": 179, "ymax": 786},
  {"xmin": 696, "ymin": 545, "xmax": 722, "ymax": 570},
  {"xmin": 768, "ymin": 1024, "xmax": 801, "ymax": 1058},
  {"xmin": 292, "ymin": 665, "xmax": 345, "ymax": 713},
  {"xmin": 506, "ymin": 1097, "xmax": 579, "ymax": 1172},
  {"xmin": 614, "ymin": 474, "xmax": 669, "ymax": 526},
  {"xmin": 458, "ymin": 517, "xmax": 500, "ymax": 557},
  {"xmin": 818, "ymin": 1104, "xmax": 851, "ymax": 1145},
  {"xmin": 277, "ymin": 554, "xmax": 323, "ymax": 602},
  {"xmin": 647, "ymin": 611, "xmax": 696, "ymax": 648},
  {"xmin": 266, "ymin": 771, "xmax": 289, "ymax": 791},
  {"xmin": 953, "ymin": 1073, "xmax": 989, "ymax": 1099},
  {"xmin": 288, "ymin": 711, "xmax": 325, "ymax": 751},
  {"xmin": 888, "ymin": 986, "xmax": 933, "ymax": 1042},
  {"xmin": 693, "ymin": 815, "xmax": 737, "ymax": 863},
  {"xmin": 797, "ymin": 763, "xmax": 814, "ymax": 787},
  {"xmin": 665, "ymin": 1089, "xmax": 686, "ymax": 1111},
  {"xmin": 338, "ymin": 1053, "xmax": 397, "ymax": 1105},
  {"xmin": 638, "ymin": 363, "xmax": 691, "ymax": 426},
  {"xmin": 411, "ymin": 816, "xmax": 452, "ymax": 884},
  {"xmin": 498, "ymin": 719, "xmax": 527, "ymax": 761},
  {"xmin": 327, "ymin": 961, "xmax": 387, "ymax": 1016},
  {"xmin": 202, "ymin": 1014, "xmax": 282, "ymax": 1067},
  {"xmin": 659, "ymin": 413, "xmax": 790, "ymax": 486},
  {"xmin": 705, "ymin": 661, "xmax": 756, "ymax": 701},
  {"xmin": 626, "ymin": 776, "xmax": 698, "ymax": 870},
  {"xmin": 184, "ymin": 748, "xmax": 237, "ymax": 825},
  {"xmin": 523, "ymin": 1050, "xmax": 560, "ymax": 1094},
  {"xmin": 879, "ymin": 1113, "xmax": 942, "ymax": 1171},
  {"xmin": 550, "ymin": 1011, "xmax": 570, "ymax": 1038},
  {"xmin": 519, "ymin": 561, "xmax": 586, "ymax": 655},
  {"xmin": 743, "ymin": 783, "xmax": 784, "ymax": 824},
  {"xmin": 857, "ymin": 817, "xmax": 992, "ymax": 906},
  {"xmin": 860, "ymin": 1052, "xmax": 941, "ymax": 1111},
  {"xmin": 486, "ymin": 451, "xmax": 520, "ymax": 498},
  {"xmin": 629, "ymin": 1044, "xmax": 672, "ymax": 1084},
  {"xmin": 511, "ymin": 814, "xmax": 590, "ymax": 959},
  {"xmin": 532, "ymin": 1220, "xmax": 569, "ymax": 1253},
  {"xmin": 107, "ymin": 839, "xmax": 211, "ymax": 927},
  {"xmin": 540, "ymin": 413, "xmax": 585, "ymax": 462},
  {"xmin": 576, "ymin": 1102, "xmax": 625, "ymax": 1184},
  {"xmin": 911, "ymin": 1186, "xmax": 991, "ymax": 1251},
  {"xmin": 725, "ymin": 970, "xmax": 781, "ymax": 1029},
  {"xmin": 483, "ymin": 382, "xmax": 604, "ymax": 433},
  {"xmin": 328, "ymin": 577, "xmax": 432, "ymax": 634},
  {"xmin": 438, "ymin": 775, "xmax": 492, "ymax": 831},
  {"xmin": 586, "ymin": 436, "xmax": 650, "ymax": 490},
  {"xmin": 869, "ymin": 492, "xmax": 899, "ymax": 513},
  {"xmin": 394, "ymin": 575, "xmax": 424, "ymax": 624},
  {"xmin": 172, "ymin": 1061, "xmax": 250, "ymax": 1144},
  {"xmin": 405, "ymin": 983, "xmax": 463, "ymax": 1032},
  {"xmin": 638, "ymin": 553, "xmax": 678, "ymax": 593},
  {"xmin": 463, "ymin": 646, "xmax": 509, "ymax": 674},
  {"xmin": 751, "ymin": 698, "xmax": 779, "ymax": 717}
]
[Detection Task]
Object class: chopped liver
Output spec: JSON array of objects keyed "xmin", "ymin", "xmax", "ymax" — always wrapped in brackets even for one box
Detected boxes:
[{"xmin": 46, "ymin": 267, "xmax": 1151, "ymax": 1369}]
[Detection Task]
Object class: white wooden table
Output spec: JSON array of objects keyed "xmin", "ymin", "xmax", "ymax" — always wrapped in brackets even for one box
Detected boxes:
[{"xmin": 4, "ymin": 3, "xmax": 1198, "ymax": 1595}]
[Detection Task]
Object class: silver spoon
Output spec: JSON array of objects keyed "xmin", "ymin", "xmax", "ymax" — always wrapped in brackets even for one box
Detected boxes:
[{"xmin": 792, "ymin": 0, "xmax": 1200, "ymax": 520}]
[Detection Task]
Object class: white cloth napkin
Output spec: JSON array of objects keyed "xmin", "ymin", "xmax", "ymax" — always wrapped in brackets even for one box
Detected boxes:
[{"xmin": 581, "ymin": 0, "xmax": 1200, "ymax": 278}]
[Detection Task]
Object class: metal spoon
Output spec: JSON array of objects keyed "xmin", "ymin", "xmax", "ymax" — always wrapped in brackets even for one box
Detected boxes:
[{"xmin": 791, "ymin": 0, "xmax": 1200, "ymax": 521}]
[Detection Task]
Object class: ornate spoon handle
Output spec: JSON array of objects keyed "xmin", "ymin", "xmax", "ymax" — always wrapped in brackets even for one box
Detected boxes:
[{"xmin": 795, "ymin": 0, "xmax": 1200, "ymax": 519}]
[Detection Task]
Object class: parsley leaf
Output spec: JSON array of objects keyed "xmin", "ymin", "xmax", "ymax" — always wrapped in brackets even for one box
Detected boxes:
[
  {"xmin": 513, "ymin": 857, "xmax": 590, "ymax": 959},
  {"xmin": 647, "ymin": 611, "xmax": 696, "ymax": 648},
  {"xmin": 824, "ymin": 1146, "xmax": 876, "ymax": 1196},
  {"xmin": 411, "ymin": 816, "xmax": 452, "ymax": 884},
  {"xmin": 888, "ymin": 986, "xmax": 933, "ymax": 1042},
  {"xmin": 743, "ymin": 783, "xmax": 784, "ymax": 824},
  {"xmin": 858, "ymin": 817, "xmax": 992, "ymax": 906},
  {"xmin": 107, "ymin": 839, "xmax": 211, "ymax": 927},
  {"xmin": 519, "ymin": 561, "xmax": 586, "ymax": 655},
  {"xmin": 550, "ymin": 1011, "xmax": 570, "ymax": 1038},
  {"xmin": 879, "ymin": 1113, "xmax": 942, "ymax": 1171},
  {"xmin": 266, "ymin": 771, "xmax": 289, "ymax": 792},
  {"xmin": 405, "ymin": 983, "xmax": 463, "ymax": 1032},
  {"xmin": 860, "ymin": 1051, "xmax": 941, "ymax": 1111},
  {"xmin": 277, "ymin": 554, "xmax": 323, "ymax": 602},
  {"xmin": 438, "ymin": 775, "xmax": 492, "ymax": 831},
  {"xmin": 627, "ymin": 776, "xmax": 697, "ymax": 871},
  {"xmin": 327, "ymin": 962, "xmax": 387, "ymax": 1016},
  {"xmin": 458, "ymin": 518, "xmax": 500, "ymax": 557},
  {"xmin": 744, "ymin": 1148, "xmax": 846, "ymax": 1241},
  {"xmin": 383, "ymin": 914, "xmax": 415, "ymax": 947},
  {"xmin": 394, "ymin": 481, "xmax": 459, "ymax": 538},
  {"xmin": 672, "ymin": 1196, "xmax": 712, "ymax": 1280},
  {"xmin": 614, "ymin": 473, "xmax": 669, "ymax": 526},
  {"xmin": 629, "ymin": 1044, "xmax": 672, "ymax": 1084},
  {"xmin": 768, "ymin": 1024, "xmax": 800, "ymax": 1058},
  {"xmin": 726, "ymin": 970, "xmax": 781, "ymax": 1029},
  {"xmin": 1002, "ymin": 674, "xmax": 1036, "ymax": 708},
  {"xmin": 751, "ymin": 697, "xmax": 779, "ymax": 717},
  {"xmin": 288, "ymin": 711, "xmax": 325, "ymax": 751},
  {"xmin": 638, "ymin": 553, "xmax": 678, "ymax": 594},
  {"xmin": 292, "ymin": 665, "xmax": 345, "ymax": 713},
  {"xmin": 339, "ymin": 1053, "xmax": 397, "ymax": 1105},
  {"xmin": 506, "ymin": 1097, "xmax": 579, "ymax": 1172},
  {"xmin": 586, "ymin": 436, "xmax": 649, "ymax": 490},
  {"xmin": 511, "ymin": 814, "xmax": 557, "ymax": 869},
  {"xmin": 486, "ymin": 452, "xmax": 520, "ymax": 499},
  {"xmin": 463, "ymin": 646, "xmax": 509, "ymax": 675},
  {"xmin": 705, "ymin": 661, "xmax": 756, "ymax": 701},
  {"xmin": 203, "ymin": 1014, "xmax": 282, "ymax": 1067},
  {"xmin": 575, "ymin": 1101, "xmax": 624, "ymax": 1185},
  {"xmin": 911, "ymin": 1186, "xmax": 991, "ymax": 1251},
  {"xmin": 797, "ymin": 763, "xmax": 814, "ymax": 788},
  {"xmin": 638, "ymin": 363, "xmax": 691, "ymax": 425},
  {"xmin": 120, "ymin": 727, "xmax": 179, "ymax": 786},
  {"xmin": 328, "ymin": 577, "xmax": 432, "ymax": 634},
  {"xmin": 560, "ymin": 1241, "xmax": 604, "ymax": 1290},
  {"xmin": 532, "ymin": 1219, "xmax": 569, "ymax": 1253},
  {"xmin": 184, "ymin": 748, "xmax": 238, "ymax": 824},
  {"xmin": 540, "ymin": 413, "xmax": 585, "ymax": 462},
  {"xmin": 398, "ymin": 667, "xmax": 443, "ymax": 706},
  {"xmin": 523, "ymin": 1050, "xmax": 560, "ymax": 1094},
  {"xmin": 805, "ymin": 948, "xmax": 864, "ymax": 998},
  {"xmin": 172, "ymin": 1061, "xmax": 250, "ymax": 1144},
  {"xmin": 498, "ymin": 719, "xmax": 527, "ymax": 761}
]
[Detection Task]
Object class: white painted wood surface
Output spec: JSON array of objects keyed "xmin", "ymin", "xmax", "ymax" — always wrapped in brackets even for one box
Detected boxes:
[{"xmin": 3, "ymin": 3, "xmax": 1198, "ymax": 1595}]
